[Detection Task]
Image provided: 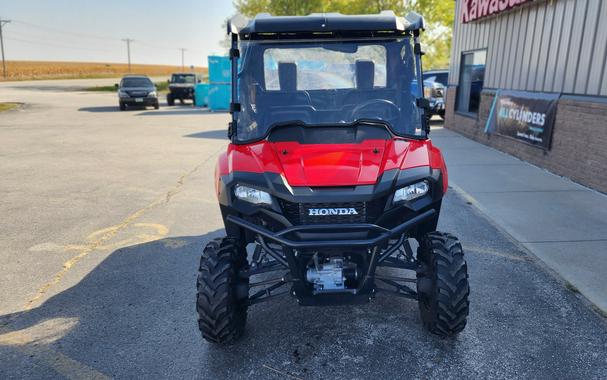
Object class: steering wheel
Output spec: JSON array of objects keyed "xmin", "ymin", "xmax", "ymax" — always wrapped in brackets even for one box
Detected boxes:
[{"xmin": 349, "ymin": 99, "xmax": 400, "ymax": 127}]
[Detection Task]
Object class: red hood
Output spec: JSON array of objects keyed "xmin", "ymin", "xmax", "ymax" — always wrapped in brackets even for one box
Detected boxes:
[
  {"xmin": 272, "ymin": 140, "xmax": 388, "ymax": 186},
  {"xmin": 218, "ymin": 138, "xmax": 444, "ymax": 188}
]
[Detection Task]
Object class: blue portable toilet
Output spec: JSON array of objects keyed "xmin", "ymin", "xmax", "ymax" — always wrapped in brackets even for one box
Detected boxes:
[
  {"xmin": 208, "ymin": 56, "xmax": 231, "ymax": 84},
  {"xmin": 194, "ymin": 83, "xmax": 209, "ymax": 107},
  {"xmin": 208, "ymin": 83, "xmax": 230, "ymax": 111},
  {"xmin": 206, "ymin": 55, "xmax": 231, "ymax": 111}
]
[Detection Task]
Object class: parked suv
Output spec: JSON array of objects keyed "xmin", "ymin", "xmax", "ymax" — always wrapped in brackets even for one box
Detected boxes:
[
  {"xmin": 423, "ymin": 70, "xmax": 448, "ymax": 119},
  {"xmin": 167, "ymin": 73, "xmax": 200, "ymax": 106},
  {"xmin": 116, "ymin": 75, "xmax": 159, "ymax": 110}
]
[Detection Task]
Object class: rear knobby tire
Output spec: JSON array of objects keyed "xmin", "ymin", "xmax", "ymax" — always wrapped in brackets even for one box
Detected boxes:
[
  {"xmin": 416, "ymin": 231, "xmax": 469, "ymax": 337},
  {"xmin": 119, "ymin": 102, "xmax": 126, "ymax": 111},
  {"xmin": 167, "ymin": 94, "xmax": 175, "ymax": 106},
  {"xmin": 196, "ymin": 237, "xmax": 248, "ymax": 344}
]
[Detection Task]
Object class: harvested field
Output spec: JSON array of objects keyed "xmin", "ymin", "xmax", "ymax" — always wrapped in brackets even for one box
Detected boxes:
[{"xmin": 1, "ymin": 61, "xmax": 207, "ymax": 81}]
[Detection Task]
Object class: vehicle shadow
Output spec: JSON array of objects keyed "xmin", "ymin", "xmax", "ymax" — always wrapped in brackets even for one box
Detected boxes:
[
  {"xmin": 0, "ymin": 229, "xmax": 223, "ymax": 377},
  {"xmin": 136, "ymin": 108, "xmax": 207, "ymax": 116},
  {"xmin": 78, "ymin": 105, "xmax": 121, "ymax": 113},
  {"xmin": 183, "ymin": 129, "xmax": 228, "ymax": 140}
]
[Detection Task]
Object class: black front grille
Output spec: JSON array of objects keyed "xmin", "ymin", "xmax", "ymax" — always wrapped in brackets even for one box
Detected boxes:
[
  {"xmin": 280, "ymin": 198, "xmax": 386, "ymax": 225},
  {"xmin": 127, "ymin": 91, "xmax": 149, "ymax": 97},
  {"xmin": 171, "ymin": 87, "xmax": 193, "ymax": 96}
]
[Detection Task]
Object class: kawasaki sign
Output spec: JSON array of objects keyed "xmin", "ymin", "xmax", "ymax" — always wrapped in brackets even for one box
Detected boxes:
[{"xmin": 461, "ymin": 0, "xmax": 535, "ymax": 23}]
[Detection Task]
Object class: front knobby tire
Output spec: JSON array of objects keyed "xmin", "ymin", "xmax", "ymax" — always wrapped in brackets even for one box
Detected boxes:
[
  {"xmin": 196, "ymin": 237, "xmax": 249, "ymax": 344},
  {"xmin": 416, "ymin": 232, "xmax": 470, "ymax": 337}
]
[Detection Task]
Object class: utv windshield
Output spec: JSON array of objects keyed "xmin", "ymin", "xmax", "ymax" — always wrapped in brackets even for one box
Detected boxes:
[{"xmin": 235, "ymin": 37, "xmax": 424, "ymax": 142}]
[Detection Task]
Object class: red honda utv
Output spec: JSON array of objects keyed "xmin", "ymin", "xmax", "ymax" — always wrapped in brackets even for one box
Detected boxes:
[{"xmin": 197, "ymin": 11, "xmax": 469, "ymax": 344}]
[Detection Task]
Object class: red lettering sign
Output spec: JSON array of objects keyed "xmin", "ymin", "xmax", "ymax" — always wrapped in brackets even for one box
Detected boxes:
[{"xmin": 462, "ymin": 0, "xmax": 533, "ymax": 23}]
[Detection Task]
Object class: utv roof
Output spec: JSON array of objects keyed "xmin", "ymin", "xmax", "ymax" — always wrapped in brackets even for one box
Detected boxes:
[{"xmin": 229, "ymin": 11, "xmax": 424, "ymax": 39}]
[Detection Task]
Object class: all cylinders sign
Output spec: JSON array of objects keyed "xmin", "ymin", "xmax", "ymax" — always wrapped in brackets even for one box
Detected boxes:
[
  {"xmin": 461, "ymin": 0, "xmax": 535, "ymax": 23},
  {"xmin": 486, "ymin": 90, "xmax": 559, "ymax": 150}
]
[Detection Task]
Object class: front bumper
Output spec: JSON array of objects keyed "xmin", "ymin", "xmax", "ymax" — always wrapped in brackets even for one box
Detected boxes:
[
  {"xmin": 232, "ymin": 211, "xmax": 435, "ymax": 306},
  {"xmin": 227, "ymin": 208, "xmax": 436, "ymax": 249},
  {"xmin": 428, "ymin": 98, "xmax": 445, "ymax": 115},
  {"xmin": 169, "ymin": 87, "xmax": 195, "ymax": 99},
  {"xmin": 120, "ymin": 96, "xmax": 158, "ymax": 106}
]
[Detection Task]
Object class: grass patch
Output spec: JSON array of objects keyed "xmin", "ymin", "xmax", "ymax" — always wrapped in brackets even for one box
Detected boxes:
[
  {"xmin": 85, "ymin": 81, "xmax": 170, "ymax": 93},
  {"xmin": 0, "ymin": 102, "xmax": 21, "ymax": 112},
  {"xmin": 85, "ymin": 85, "xmax": 116, "ymax": 92},
  {"xmin": 155, "ymin": 81, "xmax": 169, "ymax": 91}
]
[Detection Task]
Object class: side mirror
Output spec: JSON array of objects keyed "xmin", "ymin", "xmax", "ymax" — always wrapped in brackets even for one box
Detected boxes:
[
  {"xmin": 167, "ymin": 79, "xmax": 171, "ymax": 84},
  {"xmin": 114, "ymin": 83, "xmax": 119, "ymax": 89}
]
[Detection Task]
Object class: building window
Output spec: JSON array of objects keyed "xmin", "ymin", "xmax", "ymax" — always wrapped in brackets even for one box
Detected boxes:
[{"xmin": 456, "ymin": 50, "xmax": 486, "ymax": 114}]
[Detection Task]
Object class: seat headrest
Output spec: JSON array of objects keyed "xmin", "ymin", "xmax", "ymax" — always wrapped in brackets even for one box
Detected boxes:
[
  {"xmin": 355, "ymin": 60, "xmax": 375, "ymax": 89},
  {"xmin": 278, "ymin": 62, "xmax": 297, "ymax": 91}
]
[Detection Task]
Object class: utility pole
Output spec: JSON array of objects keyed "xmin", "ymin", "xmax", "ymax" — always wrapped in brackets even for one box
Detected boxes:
[
  {"xmin": 180, "ymin": 48, "xmax": 186, "ymax": 71},
  {"xmin": 122, "ymin": 38, "xmax": 133, "ymax": 72},
  {"xmin": 0, "ymin": 18, "xmax": 11, "ymax": 79}
]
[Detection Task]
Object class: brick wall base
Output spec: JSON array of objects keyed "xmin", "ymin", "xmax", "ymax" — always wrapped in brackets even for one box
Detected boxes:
[{"xmin": 444, "ymin": 87, "xmax": 607, "ymax": 194}]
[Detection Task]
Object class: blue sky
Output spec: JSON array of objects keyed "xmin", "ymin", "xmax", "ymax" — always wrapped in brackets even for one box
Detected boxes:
[{"xmin": 1, "ymin": 0, "xmax": 236, "ymax": 66}]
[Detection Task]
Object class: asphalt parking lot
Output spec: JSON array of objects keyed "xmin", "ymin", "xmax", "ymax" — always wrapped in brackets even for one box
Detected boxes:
[{"xmin": 1, "ymin": 80, "xmax": 607, "ymax": 379}]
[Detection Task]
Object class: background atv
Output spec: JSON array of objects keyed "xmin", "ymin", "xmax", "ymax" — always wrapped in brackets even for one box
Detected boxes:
[
  {"xmin": 166, "ymin": 72, "xmax": 199, "ymax": 106},
  {"xmin": 196, "ymin": 11, "xmax": 470, "ymax": 344}
]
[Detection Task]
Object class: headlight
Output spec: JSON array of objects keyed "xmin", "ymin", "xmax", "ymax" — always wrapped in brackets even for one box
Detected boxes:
[
  {"xmin": 234, "ymin": 185, "xmax": 272, "ymax": 205},
  {"xmin": 148, "ymin": 91, "xmax": 157, "ymax": 98},
  {"xmin": 118, "ymin": 90, "xmax": 129, "ymax": 98},
  {"xmin": 393, "ymin": 181, "xmax": 429, "ymax": 203}
]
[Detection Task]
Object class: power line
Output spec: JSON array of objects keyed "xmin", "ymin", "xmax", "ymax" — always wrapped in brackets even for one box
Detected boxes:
[
  {"xmin": 12, "ymin": 19, "xmax": 206, "ymax": 53},
  {"xmin": 136, "ymin": 40, "xmax": 203, "ymax": 54},
  {"xmin": 3, "ymin": 18, "xmax": 208, "ymax": 67},
  {"xmin": 12, "ymin": 19, "xmax": 119, "ymax": 41},
  {"xmin": 0, "ymin": 18, "xmax": 11, "ymax": 79},
  {"xmin": 4, "ymin": 36, "xmax": 116, "ymax": 52},
  {"xmin": 7, "ymin": 27, "xmax": 122, "ymax": 49}
]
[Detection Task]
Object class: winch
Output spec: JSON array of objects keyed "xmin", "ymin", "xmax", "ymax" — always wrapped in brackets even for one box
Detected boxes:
[{"xmin": 306, "ymin": 257, "xmax": 358, "ymax": 293}]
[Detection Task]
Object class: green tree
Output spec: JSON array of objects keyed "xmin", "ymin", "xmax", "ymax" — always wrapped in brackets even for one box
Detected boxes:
[
  {"xmin": 234, "ymin": 0, "xmax": 405, "ymax": 16},
  {"xmin": 233, "ymin": 0, "xmax": 454, "ymax": 69},
  {"xmin": 404, "ymin": 0, "xmax": 455, "ymax": 69}
]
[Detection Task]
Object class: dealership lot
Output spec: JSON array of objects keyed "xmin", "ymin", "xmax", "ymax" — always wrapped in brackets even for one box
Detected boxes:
[{"xmin": 1, "ymin": 80, "xmax": 606, "ymax": 379}]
